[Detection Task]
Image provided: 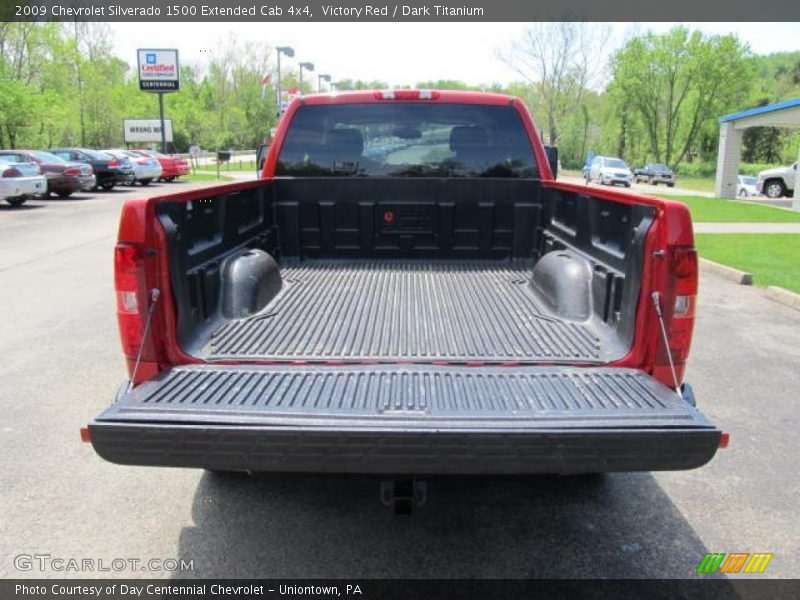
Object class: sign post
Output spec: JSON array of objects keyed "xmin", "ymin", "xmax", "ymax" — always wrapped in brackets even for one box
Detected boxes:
[{"xmin": 137, "ymin": 49, "xmax": 180, "ymax": 153}]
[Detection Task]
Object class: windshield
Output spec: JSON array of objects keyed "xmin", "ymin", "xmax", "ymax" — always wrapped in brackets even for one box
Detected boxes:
[
  {"xmin": 31, "ymin": 151, "xmax": 66, "ymax": 163},
  {"xmin": 605, "ymin": 158, "xmax": 628, "ymax": 169},
  {"xmin": 276, "ymin": 103, "xmax": 538, "ymax": 178},
  {"xmin": 85, "ymin": 149, "xmax": 113, "ymax": 160}
]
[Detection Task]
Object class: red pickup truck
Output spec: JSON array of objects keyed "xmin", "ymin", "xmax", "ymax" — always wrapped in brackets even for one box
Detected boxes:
[{"xmin": 87, "ymin": 90, "xmax": 724, "ymax": 481}]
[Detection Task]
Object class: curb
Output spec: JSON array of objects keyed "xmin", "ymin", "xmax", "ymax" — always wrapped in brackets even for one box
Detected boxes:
[
  {"xmin": 699, "ymin": 258, "xmax": 753, "ymax": 285},
  {"xmin": 765, "ymin": 286, "xmax": 800, "ymax": 312}
]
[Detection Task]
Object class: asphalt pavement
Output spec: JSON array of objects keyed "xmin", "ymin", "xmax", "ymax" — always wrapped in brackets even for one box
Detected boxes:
[{"xmin": 1, "ymin": 184, "xmax": 798, "ymax": 579}]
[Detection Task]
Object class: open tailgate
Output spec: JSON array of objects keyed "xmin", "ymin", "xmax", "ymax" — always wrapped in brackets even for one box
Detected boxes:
[{"xmin": 90, "ymin": 365, "xmax": 720, "ymax": 475}]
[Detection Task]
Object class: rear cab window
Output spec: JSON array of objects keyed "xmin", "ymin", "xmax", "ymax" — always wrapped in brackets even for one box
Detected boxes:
[{"xmin": 276, "ymin": 103, "xmax": 538, "ymax": 178}]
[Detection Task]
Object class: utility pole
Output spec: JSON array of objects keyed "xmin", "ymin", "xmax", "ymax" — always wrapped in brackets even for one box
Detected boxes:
[
  {"xmin": 73, "ymin": 21, "xmax": 86, "ymax": 146},
  {"xmin": 275, "ymin": 46, "xmax": 295, "ymax": 117}
]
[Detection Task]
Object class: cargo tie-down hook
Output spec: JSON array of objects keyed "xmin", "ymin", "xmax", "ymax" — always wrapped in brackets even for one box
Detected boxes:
[
  {"xmin": 651, "ymin": 291, "xmax": 682, "ymax": 399},
  {"xmin": 127, "ymin": 288, "xmax": 160, "ymax": 393}
]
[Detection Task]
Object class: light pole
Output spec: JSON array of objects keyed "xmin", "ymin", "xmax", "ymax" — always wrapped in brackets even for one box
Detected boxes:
[
  {"xmin": 299, "ymin": 61, "xmax": 314, "ymax": 95},
  {"xmin": 275, "ymin": 46, "xmax": 294, "ymax": 116},
  {"xmin": 318, "ymin": 73, "xmax": 331, "ymax": 92}
]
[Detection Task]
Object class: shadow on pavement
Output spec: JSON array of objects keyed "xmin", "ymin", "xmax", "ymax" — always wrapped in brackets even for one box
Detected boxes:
[
  {"xmin": 175, "ymin": 472, "xmax": 721, "ymax": 579},
  {"xmin": 39, "ymin": 193, "xmax": 97, "ymax": 202},
  {"xmin": 0, "ymin": 203, "xmax": 44, "ymax": 211}
]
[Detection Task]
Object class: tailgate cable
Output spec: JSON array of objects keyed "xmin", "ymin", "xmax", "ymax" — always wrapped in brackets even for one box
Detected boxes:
[
  {"xmin": 651, "ymin": 292, "xmax": 682, "ymax": 399},
  {"xmin": 127, "ymin": 288, "xmax": 161, "ymax": 393}
]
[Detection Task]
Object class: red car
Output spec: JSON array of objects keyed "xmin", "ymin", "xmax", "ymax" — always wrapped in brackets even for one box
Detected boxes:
[{"xmin": 131, "ymin": 149, "xmax": 190, "ymax": 182}]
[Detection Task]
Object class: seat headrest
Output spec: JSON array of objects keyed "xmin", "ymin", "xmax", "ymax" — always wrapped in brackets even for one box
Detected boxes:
[
  {"xmin": 449, "ymin": 126, "xmax": 488, "ymax": 153},
  {"xmin": 325, "ymin": 128, "xmax": 364, "ymax": 158}
]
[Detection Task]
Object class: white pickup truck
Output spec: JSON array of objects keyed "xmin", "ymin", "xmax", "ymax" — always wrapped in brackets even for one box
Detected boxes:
[{"xmin": 757, "ymin": 162, "xmax": 798, "ymax": 198}]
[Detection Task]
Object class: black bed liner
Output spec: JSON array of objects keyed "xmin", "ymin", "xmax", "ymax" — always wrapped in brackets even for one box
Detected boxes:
[
  {"xmin": 193, "ymin": 259, "xmax": 620, "ymax": 363},
  {"xmin": 90, "ymin": 365, "xmax": 720, "ymax": 474}
]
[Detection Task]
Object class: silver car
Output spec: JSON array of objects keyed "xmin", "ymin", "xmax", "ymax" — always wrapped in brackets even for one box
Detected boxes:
[
  {"xmin": 105, "ymin": 149, "xmax": 163, "ymax": 185},
  {"xmin": 586, "ymin": 155, "xmax": 632, "ymax": 187},
  {"xmin": 736, "ymin": 175, "xmax": 759, "ymax": 198},
  {"xmin": 0, "ymin": 157, "xmax": 47, "ymax": 207}
]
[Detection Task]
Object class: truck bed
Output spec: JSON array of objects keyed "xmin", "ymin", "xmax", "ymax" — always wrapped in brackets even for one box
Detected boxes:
[{"xmin": 191, "ymin": 259, "xmax": 619, "ymax": 363}]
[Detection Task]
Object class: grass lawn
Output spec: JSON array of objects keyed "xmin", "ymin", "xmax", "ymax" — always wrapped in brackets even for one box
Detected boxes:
[
  {"xmin": 658, "ymin": 194, "xmax": 800, "ymax": 223},
  {"xmin": 182, "ymin": 172, "xmax": 235, "ymax": 182},
  {"xmin": 674, "ymin": 177, "xmax": 715, "ymax": 193},
  {"xmin": 194, "ymin": 160, "xmax": 257, "ymax": 172},
  {"xmin": 695, "ymin": 234, "xmax": 800, "ymax": 293}
]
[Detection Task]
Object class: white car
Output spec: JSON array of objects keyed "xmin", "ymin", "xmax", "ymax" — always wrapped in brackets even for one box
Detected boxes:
[
  {"xmin": 586, "ymin": 155, "xmax": 632, "ymax": 187},
  {"xmin": 736, "ymin": 175, "xmax": 759, "ymax": 198},
  {"xmin": 106, "ymin": 150, "xmax": 163, "ymax": 185},
  {"xmin": 0, "ymin": 158, "xmax": 47, "ymax": 207}
]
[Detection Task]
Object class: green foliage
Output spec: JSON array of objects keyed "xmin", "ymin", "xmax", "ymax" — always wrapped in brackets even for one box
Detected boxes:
[
  {"xmin": 0, "ymin": 22, "xmax": 796, "ymax": 168},
  {"xmin": 674, "ymin": 161, "xmax": 782, "ymax": 178},
  {"xmin": 0, "ymin": 23, "xmax": 280, "ymax": 152},
  {"xmin": 609, "ymin": 26, "xmax": 753, "ymax": 169},
  {"xmin": 334, "ymin": 79, "xmax": 389, "ymax": 91}
]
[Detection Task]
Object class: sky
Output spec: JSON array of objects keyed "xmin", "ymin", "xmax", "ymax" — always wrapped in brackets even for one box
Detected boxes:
[{"xmin": 108, "ymin": 22, "xmax": 800, "ymax": 88}]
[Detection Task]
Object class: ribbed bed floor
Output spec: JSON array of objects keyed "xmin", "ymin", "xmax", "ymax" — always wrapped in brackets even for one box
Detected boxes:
[{"xmin": 198, "ymin": 259, "xmax": 606, "ymax": 362}]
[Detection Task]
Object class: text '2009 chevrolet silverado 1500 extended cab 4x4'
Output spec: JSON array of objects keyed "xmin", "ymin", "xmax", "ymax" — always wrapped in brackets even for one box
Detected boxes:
[{"xmin": 86, "ymin": 90, "xmax": 726, "ymax": 481}]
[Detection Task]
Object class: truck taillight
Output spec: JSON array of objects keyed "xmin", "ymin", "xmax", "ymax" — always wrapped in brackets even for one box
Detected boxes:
[
  {"xmin": 114, "ymin": 243, "xmax": 159, "ymax": 383},
  {"xmin": 654, "ymin": 246, "xmax": 698, "ymax": 387}
]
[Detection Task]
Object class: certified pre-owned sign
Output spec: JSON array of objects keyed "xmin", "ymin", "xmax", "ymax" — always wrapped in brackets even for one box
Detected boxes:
[{"xmin": 137, "ymin": 49, "xmax": 179, "ymax": 92}]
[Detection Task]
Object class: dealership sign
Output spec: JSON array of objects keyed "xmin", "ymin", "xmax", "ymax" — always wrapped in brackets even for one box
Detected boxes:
[
  {"xmin": 123, "ymin": 119, "xmax": 174, "ymax": 143},
  {"xmin": 137, "ymin": 49, "xmax": 179, "ymax": 92}
]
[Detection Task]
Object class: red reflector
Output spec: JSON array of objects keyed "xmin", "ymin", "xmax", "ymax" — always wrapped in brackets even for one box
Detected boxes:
[
  {"xmin": 670, "ymin": 247, "xmax": 698, "ymax": 279},
  {"xmin": 80, "ymin": 426, "xmax": 91, "ymax": 443},
  {"xmin": 718, "ymin": 432, "xmax": 730, "ymax": 449},
  {"xmin": 114, "ymin": 244, "xmax": 142, "ymax": 291}
]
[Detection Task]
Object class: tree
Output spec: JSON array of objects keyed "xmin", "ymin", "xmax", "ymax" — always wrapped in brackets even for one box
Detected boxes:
[
  {"xmin": 609, "ymin": 27, "xmax": 752, "ymax": 169},
  {"xmin": 497, "ymin": 23, "xmax": 610, "ymax": 147}
]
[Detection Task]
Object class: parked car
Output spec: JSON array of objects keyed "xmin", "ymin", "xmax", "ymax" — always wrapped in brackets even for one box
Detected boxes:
[
  {"xmin": 49, "ymin": 148, "xmax": 134, "ymax": 191},
  {"xmin": 736, "ymin": 175, "xmax": 760, "ymax": 198},
  {"xmin": 0, "ymin": 150, "xmax": 94, "ymax": 198},
  {"xmin": 87, "ymin": 90, "xmax": 723, "ymax": 497},
  {"xmin": 97, "ymin": 151, "xmax": 136, "ymax": 186},
  {"xmin": 756, "ymin": 162, "xmax": 797, "ymax": 198},
  {"xmin": 586, "ymin": 155, "xmax": 632, "ymax": 187},
  {"xmin": 105, "ymin": 150, "xmax": 162, "ymax": 185},
  {"xmin": 633, "ymin": 163, "xmax": 676, "ymax": 187},
  {"xmin": 0, "ymin": 157, "xmax": 46, "ymax": 207},
  {"xmin": 131, "ymin": 149, "xmax": 190, "ymax": 182}
]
